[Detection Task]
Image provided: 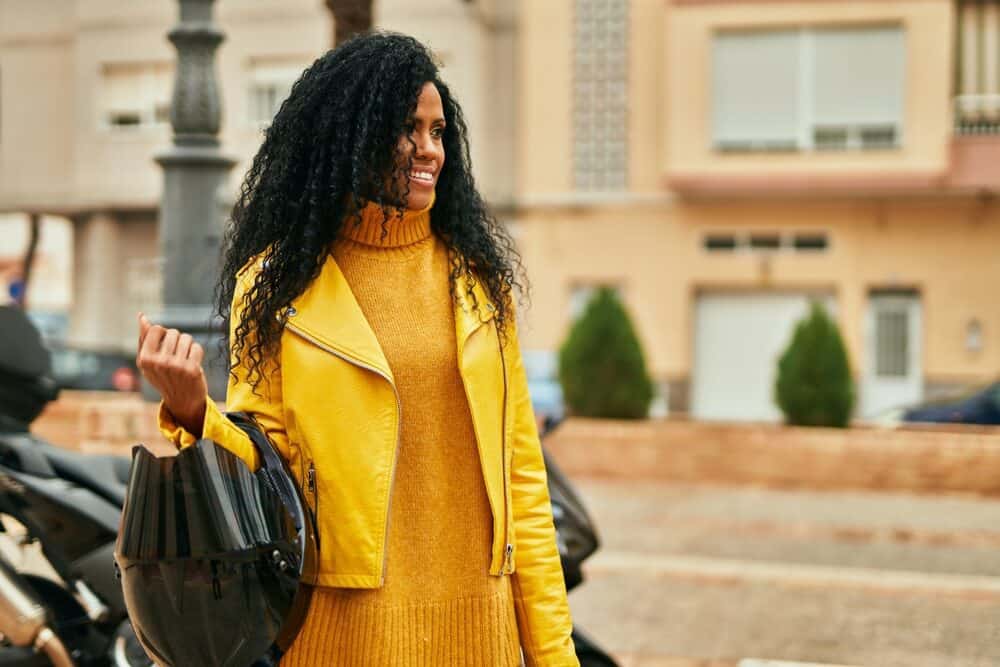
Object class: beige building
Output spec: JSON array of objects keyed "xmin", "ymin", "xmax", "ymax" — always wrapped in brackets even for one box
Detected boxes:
[
  {"xmin": 4, "ymin": 0, "xmax": 998, "ymax": 421},
  {"xmin": 515, "ymin": 0, "xmax": 1000, "ymax": 420},
  {"xmin": 0, "ymin": 0, "xmax": 514, "ymax": 350}
]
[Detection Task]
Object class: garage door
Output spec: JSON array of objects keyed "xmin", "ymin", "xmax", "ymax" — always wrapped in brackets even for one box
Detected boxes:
[{"xmin": 692, "ymin": 292, "xmax": 835, "ymax": 422}]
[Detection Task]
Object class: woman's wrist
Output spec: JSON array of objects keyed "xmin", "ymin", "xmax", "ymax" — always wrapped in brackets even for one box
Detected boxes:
[{"xmin": 166, "ymin": 397, "xmax": 207, "ymax": 439}]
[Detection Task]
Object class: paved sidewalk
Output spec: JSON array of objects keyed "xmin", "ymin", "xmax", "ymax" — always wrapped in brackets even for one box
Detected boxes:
[{"xmin": 567, "ymin": 479, "xmax": 1000, "ymax": 666}]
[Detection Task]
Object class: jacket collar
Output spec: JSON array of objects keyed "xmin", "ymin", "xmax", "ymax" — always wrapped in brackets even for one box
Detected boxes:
[{"xmin": 285, "ymin": 251, "xmax": 496, "ymax": 380}]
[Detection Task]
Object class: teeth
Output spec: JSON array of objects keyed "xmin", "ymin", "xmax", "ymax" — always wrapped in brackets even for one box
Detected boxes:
[{"xmin": 410, "ymin": 171, "xmax": 433, "ymax": 182}]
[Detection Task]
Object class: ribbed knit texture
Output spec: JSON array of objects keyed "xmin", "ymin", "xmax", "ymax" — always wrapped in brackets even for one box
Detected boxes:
[{"xmin": 279, "ymin": 200, "xmax": 522, "ymax": 666}]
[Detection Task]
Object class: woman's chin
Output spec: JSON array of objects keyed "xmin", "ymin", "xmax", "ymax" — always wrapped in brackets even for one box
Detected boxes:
[{"xmin": 406, "ymin": 188, "xmax": 435, "ymax": 211}]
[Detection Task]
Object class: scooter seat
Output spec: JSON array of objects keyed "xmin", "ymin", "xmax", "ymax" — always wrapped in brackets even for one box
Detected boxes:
[{"xmin": 35, "ymin": 443, "xmax": 130, "ymax": 507}]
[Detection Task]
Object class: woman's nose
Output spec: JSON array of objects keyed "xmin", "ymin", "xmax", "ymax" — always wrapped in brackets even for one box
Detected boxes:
[{"xmin": 414, "ymin": 132, "xmax": 438, "ymax": 159}]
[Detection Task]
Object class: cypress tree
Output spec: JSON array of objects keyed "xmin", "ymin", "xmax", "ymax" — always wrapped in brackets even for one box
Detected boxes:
[
  {"xmin": 558, "ymin": 287, "xmax": 654, "ymax": 419},
  {"xmin": 775, "ymin": 301, "xmax": 855, "ymax": 427}
]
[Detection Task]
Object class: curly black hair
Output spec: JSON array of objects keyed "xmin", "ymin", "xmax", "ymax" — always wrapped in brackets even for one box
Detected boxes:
[{"xmin": 218, "ymin": 31, "xmax": 527, "ymax": 389}]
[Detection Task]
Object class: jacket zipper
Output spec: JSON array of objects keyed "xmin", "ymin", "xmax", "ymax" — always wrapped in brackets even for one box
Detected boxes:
[
  {"xmin": 497, "ymin": 329, "xmax": 512, "ymax": 575},
  {"xmin": 285, "ymin": 321, "xmax": 402, "ymax": 585},
  {"xmin": 306, "ymin": 459, "xmax": 319, "ymax": 529}
]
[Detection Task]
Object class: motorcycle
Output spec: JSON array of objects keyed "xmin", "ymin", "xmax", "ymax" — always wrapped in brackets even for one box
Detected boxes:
[
  {"xmin": 542, "ymin": 418, "xmax": 618, "ymax": 667},
  {"xmin": 0, "ymin": 305, "xmax": 614, "ymax": 666},
  {"xmin": 0, "ymin": 306, "xmax": 150, "ymax": 666}
]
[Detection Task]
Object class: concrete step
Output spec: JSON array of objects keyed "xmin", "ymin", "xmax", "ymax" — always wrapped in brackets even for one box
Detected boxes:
[
  {"xmin": 586, "ymin": 551, "xmax": 1000, "ymax": 598},
  {"xmin": 577, "ymin": 480, "xmax": 1000, "ymax": 578}
]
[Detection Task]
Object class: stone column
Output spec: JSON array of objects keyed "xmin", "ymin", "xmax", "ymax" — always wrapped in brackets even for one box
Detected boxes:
[
  {"xmin": 69, "ymin": 212, "xmax": 122, "ymax": 350},
  {"xmin": 149, "ymin": 0, "xmax": 237, "ymax": 400}
]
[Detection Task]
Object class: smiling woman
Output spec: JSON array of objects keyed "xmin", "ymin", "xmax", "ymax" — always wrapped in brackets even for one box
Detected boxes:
[
  {"xmin": 136, "ymin": 31, "xmax": 579, "ymax": 667},
  {"xmin": 389, "ymin": 82, "xmax": 446, "ymax": 211}
]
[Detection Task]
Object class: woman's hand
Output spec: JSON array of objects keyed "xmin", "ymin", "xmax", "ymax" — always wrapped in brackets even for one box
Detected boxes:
[{"xmin": 136, "ymin": 312, "xmax": 208, "ymax": 437}]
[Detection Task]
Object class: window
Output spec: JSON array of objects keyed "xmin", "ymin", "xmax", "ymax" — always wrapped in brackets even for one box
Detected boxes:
[
  {"xmin": 247, "ymin": 59, "xmax": 308, "ymax": 127},
  {"xmin": 875, "ymin": 309, "xmax": 909, "ymax": 377},
  {"xmin": 704, "ymin": 231, "xmax": 830, "ymax": 253},
  {"xmin": 705, "ymin": 234, "xmax": 738, "ymax": 251},
  {"xmin": 955, "ymin": 1, "xmax": 1000, "ymax": 133},
  {"xmin": 569, "ymin": 283, "xmax": 624, "ymax": 320},
  {"xmin": 713, "ymin": 26, "xmax": 905, "ymax": 152},
  {"xmin": 748, "ymin": 234, "xmax": 781, "ymax": 251},
  {"xmin": 793, "ymin": 234, "xmax": 829, "ymax": 251},
  {"xmin": 573, "ymin": 0, "xmax": 629, "ymax": 191},
  {"xmin": 101, "ymin": 62, "xmax": 173, "ymax": 130}
]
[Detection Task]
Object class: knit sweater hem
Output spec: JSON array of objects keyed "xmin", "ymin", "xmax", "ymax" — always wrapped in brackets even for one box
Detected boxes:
[{"xmin": 280, "ymin": 586, "xmax": 521, "ymax": 666}]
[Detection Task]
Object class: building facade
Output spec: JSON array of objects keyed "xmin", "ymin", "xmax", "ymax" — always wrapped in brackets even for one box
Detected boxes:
[
  {"xmin": 514, "ymin": 0, "xmax": 1000, "ymax": 420},
  {"xmin": 4, "ymin": 0, "xmax": 997, "ymax": 421},
  {"xmin": 0, "ymin": 0, "xmax": 514, "ymax": 351}
]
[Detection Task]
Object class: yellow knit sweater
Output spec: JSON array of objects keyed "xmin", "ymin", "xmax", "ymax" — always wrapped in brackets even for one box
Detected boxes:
[{"xmin": 279, "ymin": 202, "xmax": 522, "ymax": 666}]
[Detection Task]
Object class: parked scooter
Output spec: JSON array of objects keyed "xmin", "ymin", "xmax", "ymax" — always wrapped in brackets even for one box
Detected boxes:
[
  {"xmin": 542, "ymin": 417, "xmax": 618, "ymax": 667},
  {"xmin": 0, "ymin": 306, "xmax": 150, "ymax": 666},
  {"xmin": 0, "ymin": 305, "xmax": 615, "ymax": 666}
]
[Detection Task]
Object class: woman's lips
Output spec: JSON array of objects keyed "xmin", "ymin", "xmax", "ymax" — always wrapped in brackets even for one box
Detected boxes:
[{"xmin": 408, "ymin": 172, "xmax": 435, "ymax": 189}]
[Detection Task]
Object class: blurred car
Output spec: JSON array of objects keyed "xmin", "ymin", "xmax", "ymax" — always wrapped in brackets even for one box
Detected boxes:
[
  {"xmin": 47, "ymin": 344, "xmax": 140, "ymax": 392},
  {"xmin": 871, "ymin": 381, "xmax": 1000, "ymax": 427},
  {"xmin": 522, "ymin": 349, "xmax": 565, "ymax": 432},
  {"xmin": 897, "ymin": 381, "xmax": 1000, "ymax": 426}
]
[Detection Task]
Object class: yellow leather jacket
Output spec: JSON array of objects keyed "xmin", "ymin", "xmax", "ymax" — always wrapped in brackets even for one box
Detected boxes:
[{"xmin": 157, "ymin": 253, "xmax": 579, "ymax": 665}]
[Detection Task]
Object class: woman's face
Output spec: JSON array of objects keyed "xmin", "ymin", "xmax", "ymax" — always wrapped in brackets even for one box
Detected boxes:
[{"xmin": 394, "ymin": 81, "xmax": 446, "ymax": 211}]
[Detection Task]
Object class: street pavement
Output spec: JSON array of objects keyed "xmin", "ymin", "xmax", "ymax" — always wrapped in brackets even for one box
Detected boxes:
[{"xmin": 568, "ymin": 479, "xmax": 1000, "ymax": 667}]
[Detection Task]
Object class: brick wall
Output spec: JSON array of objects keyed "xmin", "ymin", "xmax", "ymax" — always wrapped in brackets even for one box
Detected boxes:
[
  {"xmin": 544, "ymin": 418, "xmax": 1000, "ymax": 496},
  {"xmin": 32, "ymin": 395, "xmax": 1000, "ymax": 495},
  {"xmin": 32, "ymin": 391, "xmax": 184, "ymax": 457}
]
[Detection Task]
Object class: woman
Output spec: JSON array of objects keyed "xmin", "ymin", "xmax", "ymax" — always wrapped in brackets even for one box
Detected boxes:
[{"xmin": 136, "ymin": 32, "xmax": 578, "ymax": 666}]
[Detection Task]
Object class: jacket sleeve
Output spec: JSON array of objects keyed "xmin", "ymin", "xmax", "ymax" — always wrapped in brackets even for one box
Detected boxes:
[
  {"xmin": 157, "ymin": 262, "xmax": 289, "ymax": 472},
  {"xmin": 506, "ymin": 312, "xmax": 579, "ymax": 667}
]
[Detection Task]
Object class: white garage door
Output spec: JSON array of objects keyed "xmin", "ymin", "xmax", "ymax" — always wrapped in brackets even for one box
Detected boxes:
[{"xmin": 692, "ymin": 292, "xmax": 835, "ymax": 422}]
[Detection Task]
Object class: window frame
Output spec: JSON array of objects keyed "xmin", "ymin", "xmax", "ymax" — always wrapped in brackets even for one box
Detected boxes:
[{"xmin": 711, "ymin": 24, "xmax": 906, "ymax": 154}]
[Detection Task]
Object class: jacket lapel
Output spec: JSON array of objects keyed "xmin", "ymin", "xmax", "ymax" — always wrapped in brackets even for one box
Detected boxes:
[
  {"xmin": 287, "ymin": 253, "xmax": 497, "ymax": 380},
  {"xmin": 454, "ymin": 278, "xmax": 497, "ymax": 358},
  {"xmin": 287, "ymin": 253, "xmax": 393, "ymax": 379}
]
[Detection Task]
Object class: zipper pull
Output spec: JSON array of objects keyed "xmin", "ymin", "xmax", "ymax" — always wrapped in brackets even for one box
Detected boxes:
[
  {"xmin": 307, "ymin": 462, "xmax": 316, "ymax": 494},
  {"xmin": 502, "ymin": 543, "xmax": 513, "ymax": 573}
]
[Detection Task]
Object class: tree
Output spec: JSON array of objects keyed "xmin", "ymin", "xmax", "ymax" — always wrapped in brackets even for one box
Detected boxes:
[
  {"xmin": 15, "ymin": 213, "xmax": 40, "ymax": 309},
  {"xmin": 774, "ymin": 301, "xmax": 855, "ymax": 428},
  {"xmin": 325, "ymin": 0, "xmax": 373, "ymax": 46},
  {"xmin": 558, "ymin": 287, "xmax": 654, "ymax": 419}
]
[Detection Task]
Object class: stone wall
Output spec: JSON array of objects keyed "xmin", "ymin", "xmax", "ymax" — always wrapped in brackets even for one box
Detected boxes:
[
  {"xmin": 545, "ymin": 418, "xmax": 1000, "ymax": 496},
  {"xmin": 30, "ymin": 394, "xmax": 1000, "ymax": 496}
]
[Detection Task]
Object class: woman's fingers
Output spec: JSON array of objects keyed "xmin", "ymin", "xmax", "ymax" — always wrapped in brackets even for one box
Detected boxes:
[
  {"xmin": 134, "ymin": 317, "xmax": 208, "ymax": 423},
  {"xmin": 136, "ymin": 319, "xmax": 201, "ymax": 379},
  {"xmin": 138, "ymin": 312, "xmax": 151, "ymax": 349},
  {"xmin": 138, "ymin": 323, "xmax": 166, "ymax": 370},
  {"xmin": 160, "ymin": 328, "xmax": 180, "ymax": 359},
  {"xmin": 189, "ymin": 341, "xmax": 205, "ymax": 365},
  {"xmin": 176, "ymin": 333, "xmax": 193, "ymax": 362}
]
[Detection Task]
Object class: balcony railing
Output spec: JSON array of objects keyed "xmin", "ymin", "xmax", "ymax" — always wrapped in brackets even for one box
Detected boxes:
[{"xmin": 954, "ymin": 94, "xmax": 1000, "ymax": 135}]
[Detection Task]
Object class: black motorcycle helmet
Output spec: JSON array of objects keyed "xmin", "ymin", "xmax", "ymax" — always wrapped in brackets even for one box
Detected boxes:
[
  {"xmin": 114, "ymin": 412, "xmax": 318, "ymax": 666},
  {"xmin": 0, "ymin": 306, "xmax": 59, "ymax": 429}
]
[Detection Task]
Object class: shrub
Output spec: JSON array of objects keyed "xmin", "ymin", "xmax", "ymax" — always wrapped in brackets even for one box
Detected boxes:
[
  {"xmin": 558, "ymin": 287, "xmax": 654, "ymax": 419},
  {"xmin": 774, "ymin": 301, "xmax": 855, "ymax": 427}
]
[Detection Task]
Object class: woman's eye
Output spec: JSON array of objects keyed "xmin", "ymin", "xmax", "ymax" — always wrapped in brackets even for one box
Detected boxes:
[{"xmin": 432, "ymin": 127, "xmax": 444, "ymax": 139}]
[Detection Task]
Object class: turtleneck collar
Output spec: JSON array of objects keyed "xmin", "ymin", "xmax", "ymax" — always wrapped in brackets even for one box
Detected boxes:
[{"xmin": 338, "ymin": 192, "xmax": 435, "ymax": 250}]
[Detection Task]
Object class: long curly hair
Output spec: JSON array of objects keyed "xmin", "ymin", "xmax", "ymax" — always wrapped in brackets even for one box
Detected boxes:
[{"xmin": 217, "ymin": 31, "xmax": 526, "ymax": 389}]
